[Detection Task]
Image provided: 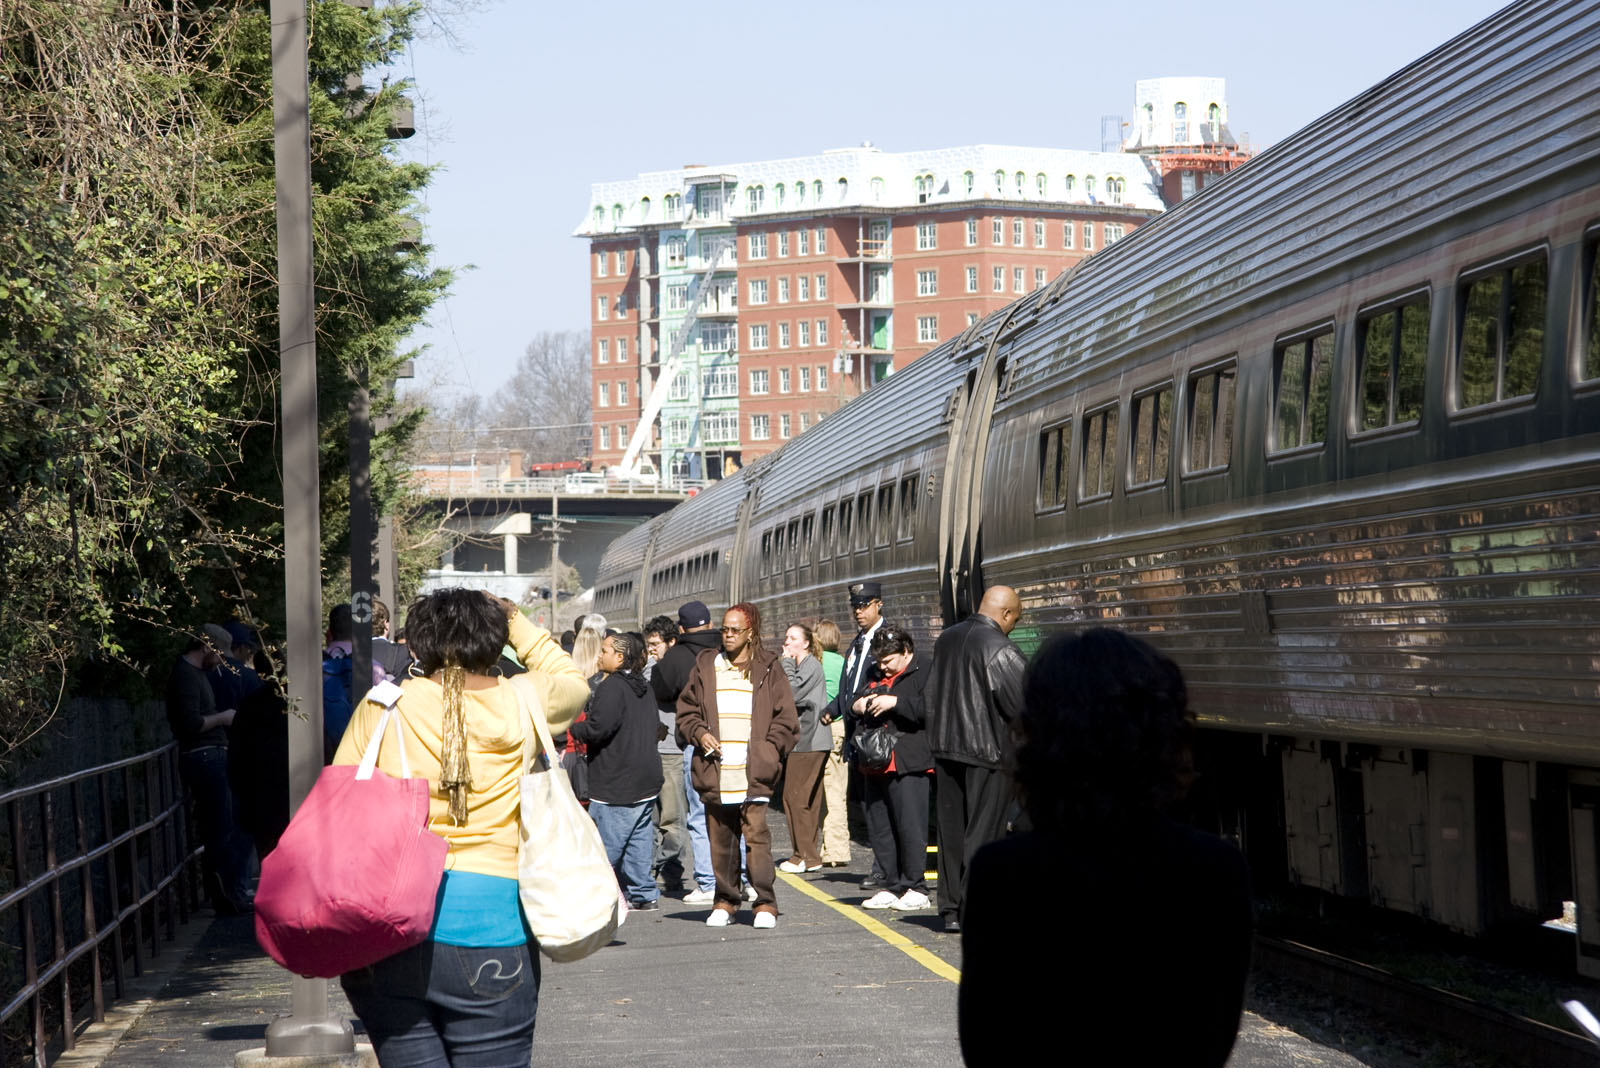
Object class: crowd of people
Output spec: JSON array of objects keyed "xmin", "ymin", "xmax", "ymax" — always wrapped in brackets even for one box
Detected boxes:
[{"xmin": 165, "ymin": 578, "xmax": 1254, "ymax": 1067}]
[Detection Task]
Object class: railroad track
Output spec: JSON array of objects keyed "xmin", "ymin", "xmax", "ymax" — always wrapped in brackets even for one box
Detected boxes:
[{"xmin": 1254, "ymin": 936, "xmax": 1599, "ymax": 1067}]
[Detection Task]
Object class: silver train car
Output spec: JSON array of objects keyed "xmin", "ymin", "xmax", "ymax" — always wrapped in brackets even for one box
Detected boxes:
[{"xmin": 596, "ymin": 0, "xmax": 1600, "ymax": 970}]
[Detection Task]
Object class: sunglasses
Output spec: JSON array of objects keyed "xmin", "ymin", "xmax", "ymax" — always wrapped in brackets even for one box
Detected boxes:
[{"xmin": 721, "ymin": 625, "xmax": 748, "ymax": 634}]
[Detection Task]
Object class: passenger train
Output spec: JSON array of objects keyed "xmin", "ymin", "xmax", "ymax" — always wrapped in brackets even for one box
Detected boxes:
[{"xmin": 594, "ymin": 0, "xmax": 1600, "ymax": 971}]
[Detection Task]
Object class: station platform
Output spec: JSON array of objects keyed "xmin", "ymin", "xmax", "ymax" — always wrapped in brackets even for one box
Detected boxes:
[{"xmin": 69, "ymin": 832, "xmax": 1370, "ymax": 1068}]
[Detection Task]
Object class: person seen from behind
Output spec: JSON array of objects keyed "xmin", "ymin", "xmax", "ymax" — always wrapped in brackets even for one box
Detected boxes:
[
  {"xmin": 957, "ymin": 628, "xmax": 1253, "ymax": 1068},
  {"xmin": 778, "ymin": 623, "xmax": 830, "ymax": 873},
  {"xmin": 333, "ymin": 589, "xmax": 588, "ymax": 1068},
  {"xmin": 571, "ymin": 631, "xmax": 665, "ymax": 912},
  {"xmin": 676, "ymin": 602, "xmax": 798, "ymax": 929},
  {"xmin": 852, "ymin": 627, "xmax": 934, "ymax": 911}
]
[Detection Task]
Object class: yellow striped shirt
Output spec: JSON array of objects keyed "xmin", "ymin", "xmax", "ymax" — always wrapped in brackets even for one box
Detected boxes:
[{"xmin": 713, "ymin": 655, "xmax": 755, "ymax": 804}]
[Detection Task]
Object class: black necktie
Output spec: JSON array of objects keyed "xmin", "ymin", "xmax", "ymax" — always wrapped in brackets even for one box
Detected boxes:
[{"xmin": 849, "ymin": 632, "xmax": 867, "ymax": 688}]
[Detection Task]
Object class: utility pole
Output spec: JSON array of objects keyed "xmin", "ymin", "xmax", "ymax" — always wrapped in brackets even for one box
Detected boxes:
[
  {"xmin": 259, "ymin": 0, "xmax": 356, "ymax": 1059},
  {"xmin": 540, "ymin": 493, "xmax": 573, "ymax": 631},
  {"xmin": 350, "ymin": 365, "xmax": 374, "ymax": 693}
]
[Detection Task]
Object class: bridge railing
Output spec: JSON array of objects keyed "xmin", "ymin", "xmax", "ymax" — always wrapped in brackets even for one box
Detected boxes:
[
  {"xmin": 0, "ymin": 744, "xmax": 201, "ymax": 1068},
  {"xmin": 440, "ymin": 476, "xmax": 709, "ymax": 497}
]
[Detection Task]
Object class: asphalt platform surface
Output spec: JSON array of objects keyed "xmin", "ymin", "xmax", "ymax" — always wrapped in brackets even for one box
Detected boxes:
[{"xmin": 81, "ymin": 825, "xmax": 1369, "ymax": 1067}]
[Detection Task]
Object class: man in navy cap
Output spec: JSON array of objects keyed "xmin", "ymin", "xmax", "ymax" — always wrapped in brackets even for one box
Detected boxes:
[
  {"xmin": 651, "ymin": 600, "xmax": 722, "ymax": 903},
  {"xmin": 827, "ymin": 580, "xmax": 890, "ymax": 887}
]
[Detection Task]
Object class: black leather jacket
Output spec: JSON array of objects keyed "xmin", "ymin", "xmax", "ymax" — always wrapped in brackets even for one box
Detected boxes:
[{"xmin": 924, "ymin": 614, "xmax": 1027, "ymax": 768}]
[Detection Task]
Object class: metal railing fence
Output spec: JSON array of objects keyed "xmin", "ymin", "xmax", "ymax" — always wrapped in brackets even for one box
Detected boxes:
[{"xmin": 0, "ymin": 743, "xmax": 201, "ymax": 1068}]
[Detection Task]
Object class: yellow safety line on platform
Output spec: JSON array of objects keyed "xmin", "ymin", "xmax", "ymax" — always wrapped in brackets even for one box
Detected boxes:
[{"xmin": 777, "ymin": 872, "xmax": 961, "ymax": 984}]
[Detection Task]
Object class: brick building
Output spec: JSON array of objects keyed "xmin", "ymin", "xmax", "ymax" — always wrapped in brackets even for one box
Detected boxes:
[{"xmin": 578, "ymin": 143, "xmax": 1169, "ymax": 480}]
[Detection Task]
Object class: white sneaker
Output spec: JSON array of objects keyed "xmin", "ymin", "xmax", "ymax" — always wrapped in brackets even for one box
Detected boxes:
[
  {"xmin": 753, "ymin": 911, "xmax": 776, "ymax": 929},
  {"xmin": 777, "ymin": 859, "xmax": 808, "ymax": 874},
  {"xmin": 683, "ymin": 887, "xmax": 715, "ymax": 905},
  {"xmin": 705, "ymin": 908, "xmax": 732, "ymax": 927},
  {"xmin": 862, "ymin": 890, "xmax": 899, "ymax": 910},
  {"xmin": 892, "ymin": 889, "xmax": 932, "ymax": 911},
  {"xmin": 743, "ymin": 883, "xmax": 758, "ymax": 902}
]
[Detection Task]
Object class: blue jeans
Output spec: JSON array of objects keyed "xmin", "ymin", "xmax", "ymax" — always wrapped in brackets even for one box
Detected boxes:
[
  {"xmin": 683, "ymin": 745, "xmax": 715, "ymax": 892},
  {"xmin": 178, "ymin": 747, "xmax": 251, "ymax": 908},
  {"xmin": 588, "ymin": 799, "xmax": 658, "ymax": 904},
  {"xmin": 341, "ymin": 940, "xmax": 538, "ymax": 1068}
]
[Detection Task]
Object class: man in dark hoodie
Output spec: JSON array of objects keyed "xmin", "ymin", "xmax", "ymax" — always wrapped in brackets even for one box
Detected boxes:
[{"xmin": 651, "ymin": 600, "xmax": 722, "ymax": 904}]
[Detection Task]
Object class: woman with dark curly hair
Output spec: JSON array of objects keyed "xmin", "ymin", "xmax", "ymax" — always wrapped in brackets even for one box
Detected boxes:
[{"xmin": 957, "ymin": 628, "xmax": 1253, "ymax": 1068}]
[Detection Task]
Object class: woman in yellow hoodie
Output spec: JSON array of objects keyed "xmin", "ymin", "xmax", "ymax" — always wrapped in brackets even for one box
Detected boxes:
[{"xmin": 333, "ymin": 589, "xmax": 588, "ymax": 1068}]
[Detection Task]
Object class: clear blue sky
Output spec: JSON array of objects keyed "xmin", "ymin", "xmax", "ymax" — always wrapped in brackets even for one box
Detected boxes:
[{"xmin": 394, "ymin": 0, "xmax": 1511, "ymax": 403}]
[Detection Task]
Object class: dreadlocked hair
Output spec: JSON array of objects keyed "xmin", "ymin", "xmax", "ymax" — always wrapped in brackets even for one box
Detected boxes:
[
  {"xmin": 438, "ymin": 662, "xmax": 474, "ymax": 825},
  {"xmin": 728, "ymin": 602, "xmax": 762, "ymax": 677}
]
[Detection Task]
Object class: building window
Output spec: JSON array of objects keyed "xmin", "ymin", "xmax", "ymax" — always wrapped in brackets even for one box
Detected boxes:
[
  {"xmin": 993, "ymin": 266, "xmax": 1005, "ymax": 292},
  {"xmin": 665, "ymin": 236, "xmax": 686, "ymax": 267},
  {"xmin": 750, "ymin": 369, "xmax": 769, "ymax": 394},
  {"xmin": 749, "ymin": 323, "xmax": 770, "ymax": 350},
  {"xmin": 1105, "ymin": 224, "xmax": 1125, "ymax": 245},
  {"xmin": 1273, "ymin": 327, "xmax": 1335, "ymax": 452},
  {"xmin": 703, "ymin": 365, "xmax": 737, "ymax": 397},
  {"xmin": 1013, "ymin": 267, "xmax": 1024, "ymax": 294},
  {"xmin": 916, "ymin": 222, "xmax": 937, "ymax": 250},
  {"xmin": 799, "ymin": 321, "xmax": 811, "ymax": 346},
  {"xmin": 700, "ymin": 323, "xmax": 733, "ymax": 351},
  {"xmin": 1063, "ymin": 222, "xmax": 1075, "ymax": 249},
  {"xmin": 778, "ymin": 322, "xmax": 791, "ymax": 348},
  {"xmin": 748, "ymin": 232, "xmax": 768, "ymax": 259},
  {"xmin": 704, "ymin": 411, "xmax": 738, "ymax": 443},
  {"xmin": 1036, "ymin": 173, "xmax": 1047, "ymax": 197},
  {"xmin": 666, "ymin": 417, "xmax": 689, "ymax": 445},
  {"xmin": 1086, "ymin": 176, "xmax": 1097, "ymax": 201},
  {"xmin": 1033, "ymin": 219, "xmax": 1045, "ymax": 248},
  {"xmin": 1012, "ymin": 218, "xmax": 1024, "ymax": 246},
  {"xmin": 598, "ymin": 339, "xmax": 610, "ymax": 363},
  {"xmin": 1014, "ymin": 171, "xmax": 1026, "ymax": 196},
  {"xmin": 779, "ymin": 367, "xmax": 791, "ymax": 393},
  {"xmin": 777, "ymin": 277, "xmax": 790, "ymax": 303},
  {"xmin": 778, "ymin": 231, "xmax": 789, "ymax": 257},
  {"xmin": 1034, "ymin": 268, "xmax": 1047, "ymax": 290},
  {"xmin": 837, "ymin": 177, "xmax": 848, "ymax": 201},
  {"xmin": 1107, "ymin": 178, "xmax": 1125, "ymax": 205},
  {"xmin": 966, "ymin": 266, "xmax": 978, "ymax": 293},
  {"xmin": 966, "ymin": 312, "xmax": 979, "ymax": 326},
  {"xmin": 817, "ymin": 365, "xmax": 829, "ymax": 390},
  {"xmin": 917, "ymin": 315, "xmax": 939, "ymax": 343},
  {"xmin": 617, "ymin": 338, "xmax": 627, "ymax": 362},
  {"xmin": 965, "ymin": 218, "xmax": 978, "ymax": 246},
  {"xmin": 596, "ymin": 295, "xmax": 609, "ymax": 320},
  {"xmin": 750, "ymin": 414, "xmax": 770, "ymax": 440},
  {"xmin": 992, "ymin": 218, "xmax": 1003, "ymax": 245},
  {"xmin": 598, "ymin": 382, "xmax": 610, "ymax": 407},
  {"xmin": 917, "ymin": 269, "xmax": 938, "ymax": 296},
  {"xmin": 749, "ymin": 278, "xmax": 768, "ymax": 304},
  {"xmin": 815, "ymin": 274, "xmax": 827, "ymax": 300},
  {"xmin": 669, "ymin": 372, "xmax": 692, "ymax": 401},
  {"xmin": 596, "ymin": 252, "xmax": 608, "ymax": 277},
  {"xmin": 1129, "ymin": 385, "xmax": 1173, "ymax": 488},
  {"xmin": 816, "ymin": 319, "xmax": 827, "ymax": 345},
  {"xmin": 1187, "ymin": 363, "xmax": 1237, "ymax": 474},
  {"xmin": 1457, "ymin": 257, "xmax": 1546, "ymax": 408},
  {"xmin": 614, "ymin": 292, "xmax": 627, "ymax": 318},
  {"xmin": 993, "ymin": 169, "xmax": 1005, "ymax": 192},
  {"xmin": 599, "ymin": 425, "xmax": 610, "ymax": 449},
  {"xmin": 780, "ymin": 413, "xmax": 792, "ymax": 438},
  {"xmin": 1080, "ymin": 406, "xmax": 1118, "ymax": 500},
  {"xmin": 617, "ymin": 380, "xmax": 629, "ymax": 405},
  {"xmin": 815, "ymin": 227, "xmax": 827, "ymax": 253},
  {"xmin": 664, "ymin": 194, "xmax": 682, "ymax": 220},
  {"xmin": 615, "ymin": 250, "xmax": 627, "ymax": 273},
  {"xmin": 1173, "ymin": 101, "xmax": 1188, "ymax": 143},
  {"xmin": 798, "ymin": 276, "xmax": 810, "ymax": 301},
  {"xmin": 800, "ymin": 412, "xmax": 810, "ymax": 431},
  {"xmin": 799, "ymin": 365, "xmax": 811, "ymax": 391},
  {"xmin": 871, "ymin": 177, "xmax": 885, "ymax": 202},
  {"xmin": 747, "ymin": 185, "xmax": 764, "ymax": 212},
  {"xmin": 798, "ymin": 229, "xmax": 810, "ymax": 255},
  {"xmin": 666, "ymin": 282, "xmax": 686, "ymax": 311},
  {"xmin": 1037, "ymin": 421, "xmax": 1071, "ymax": 510},
  {"xmin": 612, "ymin": 203, "xmax": 623, "ymax": 224},
  {"xmin": 1082, "ymin": 223, "xmax": 1095, "ymax": 251}
]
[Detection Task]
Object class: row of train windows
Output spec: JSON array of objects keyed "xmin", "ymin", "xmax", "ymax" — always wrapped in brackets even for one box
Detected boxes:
[
  {"xmin": 1038, "ymin": 246, "xmax": 1597, "ymax": 510},
  {"xmin": 649, "ymin": 550, "xmax": 719, "ymax": 602},
  {"xmin": 759, "ymin": 474, "xmax": 923, "ymax": 576},
  {"xmin": 597, "ymin": 580, "xmax": 633, "ymax": 613}
]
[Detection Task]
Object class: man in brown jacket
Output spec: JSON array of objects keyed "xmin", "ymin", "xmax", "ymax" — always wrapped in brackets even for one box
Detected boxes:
[{"xmin": 677, "ymin": 601, "xmax": 799, "ymax": 929}]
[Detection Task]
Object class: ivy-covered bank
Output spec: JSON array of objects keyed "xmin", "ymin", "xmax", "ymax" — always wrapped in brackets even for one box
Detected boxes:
[{"xmin": 0, "ymin": 1, "xmax": 449, "ymax": 767}]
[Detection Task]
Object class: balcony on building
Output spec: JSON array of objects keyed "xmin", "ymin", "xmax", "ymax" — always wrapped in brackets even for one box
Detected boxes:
[{"xmin": 839, "ymin": 237, "xmax": 893, "ymax": 263}]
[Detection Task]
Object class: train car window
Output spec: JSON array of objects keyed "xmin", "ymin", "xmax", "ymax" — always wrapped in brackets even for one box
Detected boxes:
[
  {"xmin": 760, "ymin": 531, "xmax": 771, "ymax": 577},
  {"xmin": 1357, "ymin": 295, "xmax": 1428, "ymax": 431},
  {"xmin": 1129, "ymin": 384, "xmax": 1174, "ymax": 488},
  {"xmin": 1272, "ymin": 327, "xmax": 1334, "ymax": 452},
  {"xmin": 897, "ymin": 475, "xmax": 919, "ymax": 540},
  {"xmin": 787, "ymin": 520, "xmax": 801, "ymax": 569},
  {"xmin": 856, "ymin": 492, "xmax": 873, "ymax": 551},
  {"xmin": 1185, "ymin": 363, "xmax": 1235, "ymax": 474},
  {"xmin": 1037, "ymin": 421, "xmax": 1072, "ymax": 510},
  {"xmin": 875, "ymin": 485, "xmax": 894, "ymax": 547},
  {"xmin": 1457, "ymin": 255, "xmax": 1546, "ymax": 408},
  {"xmin": 1079, "ymin": 406, "xmax": 1118, "ymax": 501},
  {"xmin": 801, "ymin": 515, "xmax": 815, "ymax": 565},
  {"xmin": 1586, "ymin": 237, "xmax": 1600, "ymax": 381},
  {"xmin": 839, "ymin": 498, "xmax": 854, "ymax": 549},
  {"xmin": 820, "ymin": 506, "xmax": 835, "ymax": 560}
]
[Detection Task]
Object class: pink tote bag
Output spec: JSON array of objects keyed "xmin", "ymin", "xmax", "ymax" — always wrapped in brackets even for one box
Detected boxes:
[{"xmin": 255, "ymin": 681, "xmax": 447, "ymax": 977}]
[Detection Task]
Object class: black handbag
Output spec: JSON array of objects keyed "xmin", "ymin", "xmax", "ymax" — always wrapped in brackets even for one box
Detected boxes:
[{"xmin": 853, "ymin": 723, "xmax": 899, "ymax": 773}]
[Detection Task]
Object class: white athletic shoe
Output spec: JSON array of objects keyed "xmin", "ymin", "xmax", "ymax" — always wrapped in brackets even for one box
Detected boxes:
[
  {"xmin": 862, "ymin": 890, "xmax": 899, "ymax": 910},
  {"xmin": 705, "ymin": 908, "xmax": 732, "ymax": 927},
  {"xmin": 753, "ymin": 911, "xmax": 776, "ymax": 929},
  {"xmin": 743, "ymin": 883, "xmax": 758, "ymax": 902},
  {"xmin": 683, "ymin": 888, "xmax": 715, "ymax": 905},
  {"xmin": 892, "ymin": 890, "xmax": 932, "ymax": 911},
  {"xmin": 777, "ymin": 859, "xmax": 809, "ymax": 874}
]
